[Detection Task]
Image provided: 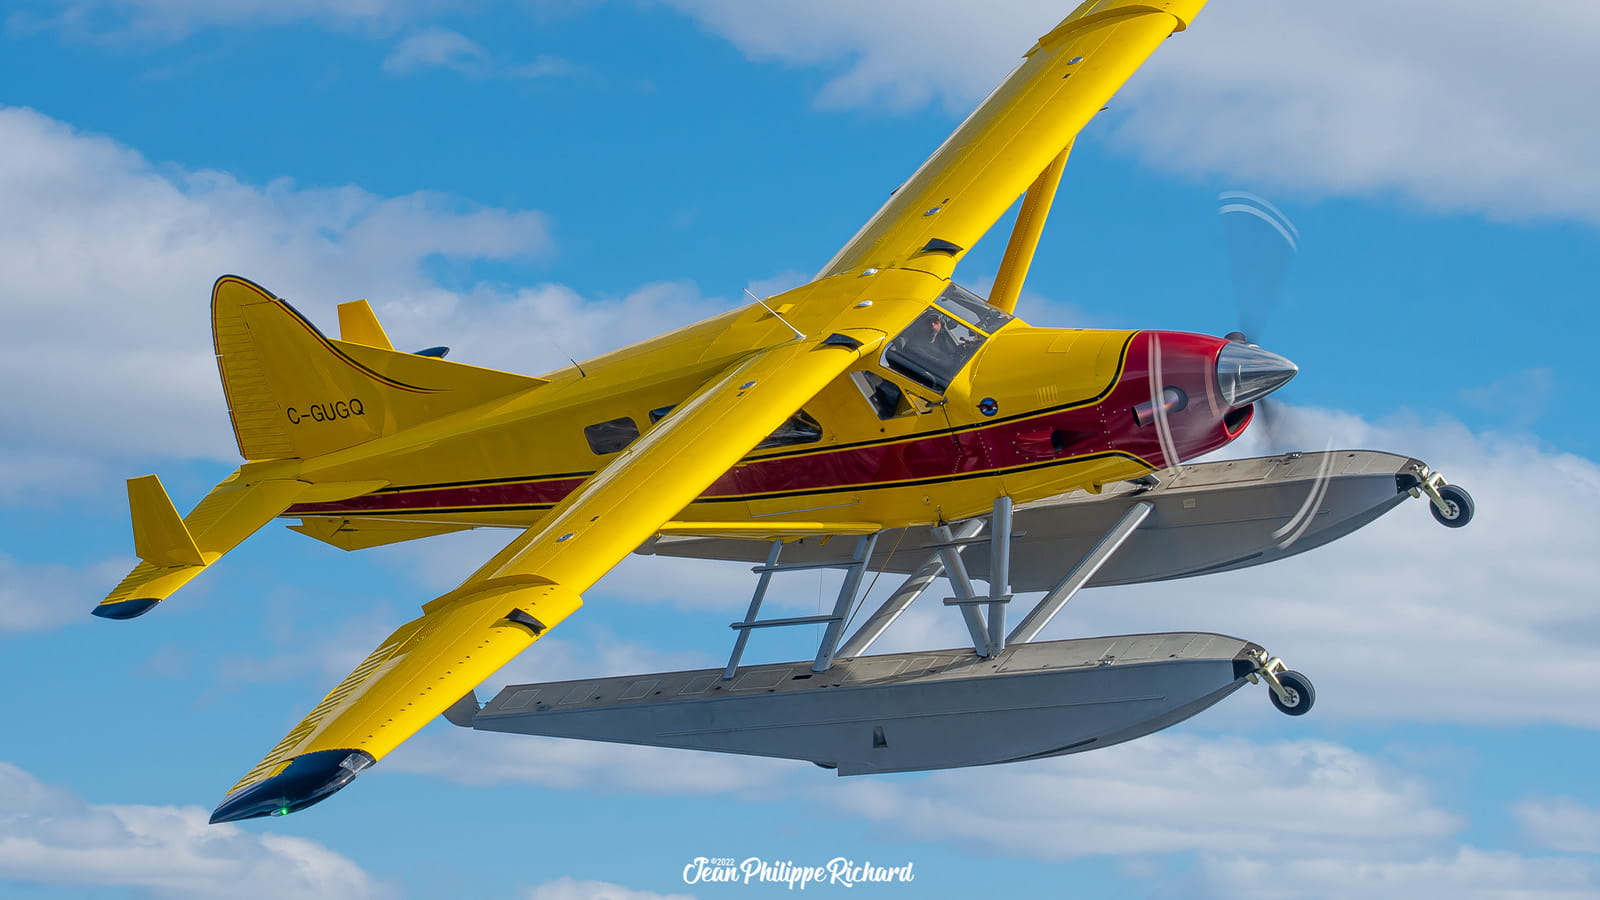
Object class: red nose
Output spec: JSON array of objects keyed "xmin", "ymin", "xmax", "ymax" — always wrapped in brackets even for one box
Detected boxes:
[{"xmin": 1125, "ymin": 331, "xmax": 1244, "ymax": 467}]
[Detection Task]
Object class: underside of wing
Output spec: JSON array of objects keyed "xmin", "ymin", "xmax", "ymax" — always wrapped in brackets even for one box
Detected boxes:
[
  {"xmin": 817, "ymin": 0, "xmax": 1205, "ymax": 281},
  {"xmin": 210, "ymin": 330, "xmax": 899, "ymax": 821}
]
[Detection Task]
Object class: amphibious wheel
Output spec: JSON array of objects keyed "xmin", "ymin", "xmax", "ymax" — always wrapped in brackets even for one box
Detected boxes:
[
  {"xmin": 1430, "ymin": 484, "xmax": 1475, "ymax": 528},
  {"xmin": 1269, "ymin": 670, "xmax": 1315, "ymax": 716}
]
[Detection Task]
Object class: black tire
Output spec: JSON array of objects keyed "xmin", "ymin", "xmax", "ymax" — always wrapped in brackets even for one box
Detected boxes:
[
  {"xmin": 1270, "ymin": 670, "xmax": 1315, "ymax": 716},
  {"xmin": 1430, "ymin": 484, "xmax": 1475, "ymax": 528}
]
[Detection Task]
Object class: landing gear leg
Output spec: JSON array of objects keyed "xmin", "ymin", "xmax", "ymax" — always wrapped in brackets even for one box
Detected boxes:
[
  {"xmin": 1243, "ymin": 648, "xmax": 1315, "ymax": 716},
  {"xmin": 1406, "ymin": 464, "xmax": 1475, "ymax": 528}
]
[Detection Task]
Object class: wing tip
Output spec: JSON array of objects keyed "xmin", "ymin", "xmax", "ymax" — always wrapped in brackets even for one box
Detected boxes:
[
  {"xmin": 91, "ymin": 597, "xmax": 161, "ymax": 620},
  {"xmin": 209, "ymin": 749, "xmax": 374, "ymax": 824}
]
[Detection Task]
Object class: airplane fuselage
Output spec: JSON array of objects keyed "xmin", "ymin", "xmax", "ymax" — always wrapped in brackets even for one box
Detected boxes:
[{"xmin": 286, "ymin": 269, "xmax": 1248, "ymax": 537}]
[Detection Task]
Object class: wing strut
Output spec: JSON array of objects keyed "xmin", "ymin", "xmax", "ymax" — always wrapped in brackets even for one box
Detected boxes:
[{"xmin": 989, "ymin": 142, "xmax": 1072, "ymax": 315}]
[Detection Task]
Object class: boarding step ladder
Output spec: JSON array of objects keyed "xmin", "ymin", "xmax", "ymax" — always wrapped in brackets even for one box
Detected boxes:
[{"xmin": 723, "ymin": 534, "xmax": 879, "ymax": 679}]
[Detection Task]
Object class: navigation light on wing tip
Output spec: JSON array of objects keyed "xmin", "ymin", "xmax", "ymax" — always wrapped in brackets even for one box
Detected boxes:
[{"xmin": 208, "ymin": 749, "xmax": 375, "ymax": 824}]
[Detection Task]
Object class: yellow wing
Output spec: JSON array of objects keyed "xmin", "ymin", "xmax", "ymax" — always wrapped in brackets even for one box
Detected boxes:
[
  {"xmin": 817, "ymin": 0, "xmax": 1205, "ymax": 282},
  {"xmin": 209, "ymin": 328, "xmax": 891, "ymax": 822}
]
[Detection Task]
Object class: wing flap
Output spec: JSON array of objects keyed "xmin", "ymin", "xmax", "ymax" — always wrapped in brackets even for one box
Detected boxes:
[{"xmin": 288, "ymin": 516, "xmax": 473, "ymax": 551}]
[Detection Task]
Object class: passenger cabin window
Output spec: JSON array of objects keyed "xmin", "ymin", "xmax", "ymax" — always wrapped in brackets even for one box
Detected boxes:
[
  {"xmin": 644, "ymin": 405, "xmax": 819, "ymax": 450},
  {"xmin": 584, "ymin": 416, "xmax": 640, "ymax": 454},
  {"xmin": 755, "ymin": 410, "xmax": 823, "ymax": 450}
]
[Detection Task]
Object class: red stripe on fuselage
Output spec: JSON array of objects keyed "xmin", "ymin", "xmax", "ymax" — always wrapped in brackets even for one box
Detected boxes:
[{"xmin": 285, "ymin": 331, "xmax": 1233, "ymax": 517}]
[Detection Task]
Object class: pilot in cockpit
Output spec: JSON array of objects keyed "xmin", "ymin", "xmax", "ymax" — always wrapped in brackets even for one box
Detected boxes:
[{"xmin": 884, "ymin": 307, "xmax": 985, "ymax": 393}]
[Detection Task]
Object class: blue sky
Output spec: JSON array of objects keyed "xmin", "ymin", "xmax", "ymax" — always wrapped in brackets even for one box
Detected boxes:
[{"xmin": 3, "ymin": 1, "xmax": 1600, "ymax": 898}]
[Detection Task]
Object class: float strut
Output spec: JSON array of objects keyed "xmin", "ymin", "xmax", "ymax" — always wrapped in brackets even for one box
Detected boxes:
[
  {"xmin": 837, "ymin": 519, "xmax": 985, "ymax": 658},
  {"xmin": 987, "ymin": 496, "xmax": 1014, "ymax": 655},
  {"xmin": 1008, "ymin": 500, "xmax": 1153, "ymax": 644}
]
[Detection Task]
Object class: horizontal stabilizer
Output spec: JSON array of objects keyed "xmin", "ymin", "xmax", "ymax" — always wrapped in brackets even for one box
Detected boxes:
[
  {"xmin": 97, "ymin": 473, "xmax": 395, "ymax": 620},
  {"xmin": 128, "ymin": 475, "xmax": 205, "ymax": 568}
]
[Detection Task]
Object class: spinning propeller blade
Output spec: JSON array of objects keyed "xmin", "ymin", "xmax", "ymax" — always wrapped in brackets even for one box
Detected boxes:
[
  {"xmin": 1220, "ymin": 190, "xmax": 1299, "ymax": 344},
  {"xmin": 1218, "ymin": 190, "xmax": 1302, "ymax": 455},
  {"xmin": 1215, "ymin": 192, "xmax": 1340, "ymax": 549}
]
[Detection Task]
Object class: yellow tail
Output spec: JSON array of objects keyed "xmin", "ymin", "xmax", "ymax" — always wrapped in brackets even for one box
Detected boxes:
[
  {"xmin": 92, "ymin": 276, "xmax": 548, "ymax": 621},
  {"xmin": 212, "ymin": 275, "xmax": 545, "ymax": 461}
]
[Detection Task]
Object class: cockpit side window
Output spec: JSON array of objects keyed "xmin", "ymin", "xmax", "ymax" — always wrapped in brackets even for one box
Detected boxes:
[{"xmin": 883, "ymin": 308, "xmax": 985, "ymax": 393}]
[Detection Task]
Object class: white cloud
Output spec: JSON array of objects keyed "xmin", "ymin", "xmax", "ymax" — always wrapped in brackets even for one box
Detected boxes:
[
  {"xmin": 1202, "ymin": 848, "xmax": 1600, "ymax": 900},
  {"xmin": 1459, "ymin": 367, "xmax": 1557, "ymax": 429},
  {"xmin": 664, "ymin": 0, "xmax": 1600, "ymax": 226},
  {"xmin": 388, "ymin": 279, "xmax": 731, "ymax": 378},
  {"xmin": 381, "ymin": 27, "xmax": 577, "ymax": 80},
  {"xmin": 22, "ymin": 1, "xmax": 1600, "ymax": 221},
  {"xmin": 382, "ymin": 26, "xmax": 489, "ymax": 74},
  {"xmin": 0, "ymin": 760, "xmax": 391, "ymax": 899},
  {"xmin": 0, "ymin": 106, "xmax": 550, "ymax": 467},
  {"xmin": 207, "ymin": 601, "xmax": 407, "ymax": 688},
  {"xmin": 1039, "ymin": 405, "xmax": 1600, "ymax": 729},
  {"xmin": 818, "ymin": 735, "xmax": 1600, "ymax": 897},
  {"xmin": 1111, "ymin": 0, "xmax": 1600, "ymax": 225},
  {"xmin": 0, "ymin": 553, "xmax": 131, "ymax": 635},
  {"xmin": 0, "ymin": 451, "xmax": 108, "ymax": 505},
  {"xmin": 526, "ymin": 879, "xmax": 697, "ymax": 900},
  {"xmin": 660, "ymin": 0, "xmax": 1057, "ymax": 113},
  {"xmin": 387, "ymin": 727, "xmax": 795, "ymax": 796},
  {"xmin": 1516, "ymin": 796, "xmax": 1600, "ymax": 855},
  {"xmin": 0, "ymin": 106, "xmax": 734, "ymax": 502},
  {"xmin": 386, "ymin": 716, "xmax": 1600, "ymax": 899},
  {"xmin": 825, "ymin": 733, "xmax": 1458, "ymax": 861}
]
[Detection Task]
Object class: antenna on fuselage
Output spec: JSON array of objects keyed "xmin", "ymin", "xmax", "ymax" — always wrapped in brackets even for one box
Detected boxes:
[
  {"xmin": 745, "ymin": 288, "xmax": 806, "ymax": 341},
  {"xmin": 548, "ymin": 337, "xmax": 587, "ymax": 378}
]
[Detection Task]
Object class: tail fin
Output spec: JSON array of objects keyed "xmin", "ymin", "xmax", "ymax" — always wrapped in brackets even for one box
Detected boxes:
[
  {"xmin": 212, "ymin": 275, "xmax": 545, "ymax": 461},
  {"xmin": 94, "ymin": 276, "xmax": 548, "ymax": 620}
]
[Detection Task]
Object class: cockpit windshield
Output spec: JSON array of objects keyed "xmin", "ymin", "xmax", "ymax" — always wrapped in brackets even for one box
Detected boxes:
[
  {"xmin": 882, "ymin": 283, "xmax": 1011, "ymax": 393},
  {"xmin": 935, "ymin": 283, "xmax": 1013, "ymax": 333}
]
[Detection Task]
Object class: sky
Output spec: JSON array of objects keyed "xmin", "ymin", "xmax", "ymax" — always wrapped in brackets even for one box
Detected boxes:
[{"xmin": 3, "ymin": 0, "xmax": 1600, "ymax": 897}]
